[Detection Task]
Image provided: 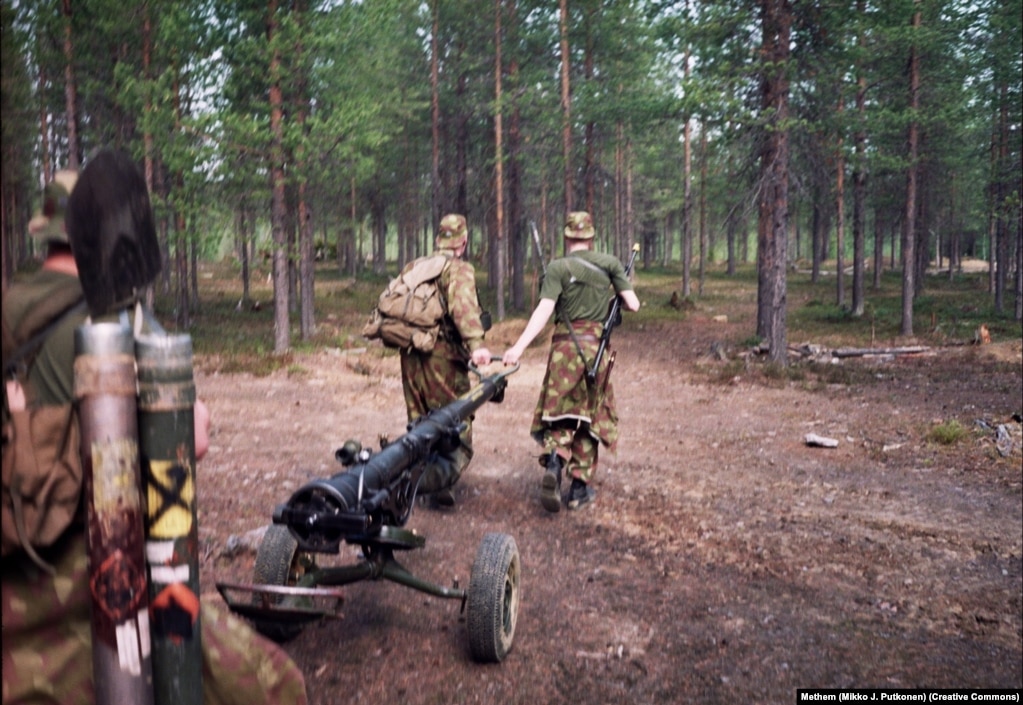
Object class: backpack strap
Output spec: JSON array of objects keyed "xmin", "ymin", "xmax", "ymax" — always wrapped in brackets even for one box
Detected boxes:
[
  {"xmin": 3, "ymin": 298, "xmax": 87, "ymax": 381},
  {"xmin": 567, "ymin": 254, "xmax": 612, "ymax": 288}
]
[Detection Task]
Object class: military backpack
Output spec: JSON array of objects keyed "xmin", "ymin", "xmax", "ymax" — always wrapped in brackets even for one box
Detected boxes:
[
  {"xmin": 362, "ymin": 254, "xmax": 450, "ymax": 352},
  {"xmin": 2, "ymin": 291, "xmax": 86, "ymax": 572}
]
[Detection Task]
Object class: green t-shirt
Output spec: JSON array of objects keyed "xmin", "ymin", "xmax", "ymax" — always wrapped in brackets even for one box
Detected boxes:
[
  {"xmin": 3, "ymin": 269, "xmax": 86, "ymax": 406},
  {"xmin": 539, "ymin": 250, "xmax": 633, "ymax": 322}
]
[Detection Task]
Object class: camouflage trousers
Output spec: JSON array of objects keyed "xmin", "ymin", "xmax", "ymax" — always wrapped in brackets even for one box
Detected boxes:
[
  {"xmin": 2, "ymin": 530, "xmax": 308, "ymax": 705},
  {"xmin": 400, "ymin": 337, "xmax": 474, "ymax": 494},
  {"xmin": 530, "ymin": 320, "xmax": 619, "ymax": 484}
]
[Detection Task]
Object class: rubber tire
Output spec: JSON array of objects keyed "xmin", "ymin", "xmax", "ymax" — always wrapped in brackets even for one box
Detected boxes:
[
  {"xmin": 466, "ymin": 532, "xmax": 521, "ymax": 663},
  {"xmin": 251, "ymin": 524, "xmax": 306, "ymax": 642}
]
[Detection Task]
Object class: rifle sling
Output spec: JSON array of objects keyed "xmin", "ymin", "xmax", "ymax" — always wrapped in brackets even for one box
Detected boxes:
[{"xmin": 4, "ymin": 298, "xmax": 88, "ymax": 380}]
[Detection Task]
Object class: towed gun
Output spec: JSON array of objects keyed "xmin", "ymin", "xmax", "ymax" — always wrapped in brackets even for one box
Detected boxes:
[
  {"xmin": 275, "ymin": 363, "xmax": 517, "ymax": 554},
  {"xmin": 218, "ymin": 363, "xmax": 522, "ymax": 663}
]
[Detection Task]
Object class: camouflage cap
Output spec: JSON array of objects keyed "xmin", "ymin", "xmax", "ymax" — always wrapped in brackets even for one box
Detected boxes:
[
  {"xmin": 564, "ymin": 211, "xmax": 595, "ymax": 240},
  {"xmin": 28, "ymin": 170, "xmax": 78, "ymax": 244},
  {"xmin": 437, "ymin": 213, "xmax": 468, "ymax": 248}
]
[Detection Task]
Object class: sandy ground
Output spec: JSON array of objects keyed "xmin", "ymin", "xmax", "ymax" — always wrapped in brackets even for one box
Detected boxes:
[{"xmin": 195, "ymin": 319, "xmax": 1022, "ymax": 705}]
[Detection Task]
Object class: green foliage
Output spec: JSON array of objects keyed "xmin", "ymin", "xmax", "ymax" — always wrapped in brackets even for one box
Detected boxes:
[
  {"xmin": 4, "ymin": 0, "xmax": 1020, "ymax": 349},
  {"xmin": 1, "ymin": 2, "xmax": 36, "ymax": 247},
  {"xmin": 927, "ymin": 419, "xmax": 970, "ymax": 446}
]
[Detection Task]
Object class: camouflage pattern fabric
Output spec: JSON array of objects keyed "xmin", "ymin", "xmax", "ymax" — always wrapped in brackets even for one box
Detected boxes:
[
  {"xmin": 530, "ymin": 320, "xmax": 619, "ymax": 483},
  {"xmin": 399, "ymin": 249, "xmax": 487, "ymax": 494},
  {"xmin": 438, "ymin": 255, "xmax": 487, "ymax": 354},
  {"xmin": 401, "ymin": 336, "xmax": 474, "ymax": 493},
  {"xmin": 545, "ymin": 421, "xmax": 598, "ymax": 482},
  {"xmin": 2, "ymin": 531, "xmax": 308, "ymax": 705}
]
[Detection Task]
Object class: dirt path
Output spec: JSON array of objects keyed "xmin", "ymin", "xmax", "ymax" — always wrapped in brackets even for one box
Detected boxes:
[{"xmin": 195, "ymin": 322, "xmax": 1022, "ymax": 704}]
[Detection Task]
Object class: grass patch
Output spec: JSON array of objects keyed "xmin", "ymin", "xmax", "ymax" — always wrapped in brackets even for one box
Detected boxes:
[{"xmin": 927, "ymin": 419, "xmax": 970, "ymax": 445}]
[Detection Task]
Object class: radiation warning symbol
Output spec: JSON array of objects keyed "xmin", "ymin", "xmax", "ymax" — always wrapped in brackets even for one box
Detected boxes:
[{"xmin": 145, "ymin": 460, "xmax": 194, "ymax": 539}]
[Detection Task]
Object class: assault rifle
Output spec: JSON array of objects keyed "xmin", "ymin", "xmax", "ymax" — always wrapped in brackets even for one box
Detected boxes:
[
  {"xmin": 587, "ymin": 242, "xmax": 640, "ymax": 384},
  {"xmin": 217, "ymin": 364, "xmax": 522, "ymax": 663}
]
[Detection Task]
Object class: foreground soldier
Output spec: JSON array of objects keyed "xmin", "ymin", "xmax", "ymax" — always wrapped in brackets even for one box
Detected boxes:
[
  {"xmin": 399, "ymin": 214, "xmax": 492, "ymax": 507},
  {"xmin": 1, "ymin": 171, "xmax": 308, "ymax": 704},
  {"xmin": 502, "ymin": 211, "xmax": 640, "ymax": 512}
]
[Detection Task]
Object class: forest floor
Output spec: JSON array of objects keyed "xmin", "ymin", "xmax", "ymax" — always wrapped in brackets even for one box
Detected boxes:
[{"xmin": 193, "ymin": 296, "xmax": 1022, "ymax": 704}]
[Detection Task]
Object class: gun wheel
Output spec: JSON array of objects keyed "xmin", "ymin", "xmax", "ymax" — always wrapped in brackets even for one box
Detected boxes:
[
  {"xmin": 251, "ymin": 524, "xmax": 314, "ymax": 642},
  {"xmin": 466, "ymin": 532, "xmax": 520, "ymax": 663}
]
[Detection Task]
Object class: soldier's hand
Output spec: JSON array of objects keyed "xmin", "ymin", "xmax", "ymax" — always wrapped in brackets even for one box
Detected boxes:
[
  {"xmin": 471, "ymin": 347, "xmax": 492, "ymax": 367},
  {"xmin": 503, "ymin": 347, "xmax": 523, "ymax": 366}
]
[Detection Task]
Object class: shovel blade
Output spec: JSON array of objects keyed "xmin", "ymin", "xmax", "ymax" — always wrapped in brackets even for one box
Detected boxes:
[{"xmin": 67, "ymin": 148, "xmax": 161, "ymax": 317}]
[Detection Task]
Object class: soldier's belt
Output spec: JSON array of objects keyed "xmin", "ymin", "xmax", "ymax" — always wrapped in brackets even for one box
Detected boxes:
[{"xmin": 552, "ymin": 333, "xmax": 599, "ymax": 344}]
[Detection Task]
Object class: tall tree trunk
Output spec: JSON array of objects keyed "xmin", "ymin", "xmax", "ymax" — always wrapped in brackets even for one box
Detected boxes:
[
  {"xmin": 61, "ymin": 0, "xmax": 80, "ymax": 169},
  {"xmin": 852, "ymin": 11, "xmax": 867, "ymax": 316},
  {"xmin": 900, "ymin": 4, "xmax": 921, "ymax": 337},
  {"xmin": 238, "ymin": 204, "xmax": 251, "ymax": 306},
  {"xmin": 142, "ymin": 7, "xmax": 153, "ymax": 193},
  {"xmin": 348, "ymin": 177, "xmax": 358, "ymax": 277},
  {"xmin": 986, "ymin": 128, "xmax": 997, "ymax": 294},
  {"xmin": 582, "ymin": 25, "xmax": 596, "ymax": 214},
  {"xmin": 141, "ymin": 4, "xmax": 156, "ymax": 311},
  {"xmin": 811, "ymin": 185, "xmax": 829, "ymax": 285},
  {"xmin": 559, "ymin": 0, "xmax": 573, "ymax": 212},
  {"xmin": 681, "ymin": 110, "xmax": 692, "ymax": 297},
  {"xmin": 614, "ymin": 124, "xmax": 623, "ymax": 248},
  {"xmin": 430, "ymin": 0, "xmax": 441, "ymax": 232},
  {"xmin": 948, "ymin": 173, "xmax": 958, "ymax": 280},
  {"xmin": 493, "ymin": 0, "xmax": 506, "ymax": 320},
  {"xmin": 873, "ymin": 210, "xmax": 883, "ymax": 290},
  {"xmin": 994, "ymin": 87, "xmax": 1009, "ymax": 313},
  {"xmin": 454, "ymin": 58, "xmax": 469, "ymax": 217},
  {"xmin": 625, "ymin": 141, "xmax": 634, "ymax": 259},
  {"xmin": 172, "ymin": 70, "xmax": 190, "ymax": 327},
  {"xmin": 176, "ymin": 210, "xmax": 188, "ymax": 328},
  {"xmin": 369, "ymin": 191, "xmax": 386, "ymax": 275},
  {"xmin": 835, "ymin": 96, "xmax": 846, "ymax": 309},
  {"xmin": 699, "ymin": 127, "xmax": 708, "ymax": 296},
  {"xmin": 507, "ymin": 0, "xmax": 524, "ymax": 312},
  {"xmin": 268, "ymin": 0, "xmax": 290, "ymax": 353},
  {"xmin": 1015, "ymin": 207, "xmax": 1022, "ymax": 322},
  {"xmin": 756, "ymin": 0, "xmax": 791, "ymax": 365},
  {"xmin": 297, "ymin": 148, "xmax": 314, "ymax": 340},
  {"xmin": 37, "ymin": 33, "xmax": 51, "ymax": 181},
  {"xmin": 726, "ymin": 200, "xmax": 738, "ymax": 276},
  {"xmin": 294, "ymin": 0, "xmax": 314, "ymax": 340}
]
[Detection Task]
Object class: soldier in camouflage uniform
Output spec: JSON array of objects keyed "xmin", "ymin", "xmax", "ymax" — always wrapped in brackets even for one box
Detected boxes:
[
  {"xmin": 2, "ymin": 172, "xmax": 308, "ymax": 705},
  {"xmin": 503, "ymin": 212, "xmax": 640, "ymax": 512},
  {"xmin": 400, "ymin": 213, "xmax": 492, "ymax": 507}
]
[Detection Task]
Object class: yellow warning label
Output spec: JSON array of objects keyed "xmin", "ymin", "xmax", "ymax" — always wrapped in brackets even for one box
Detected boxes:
[{"xmin": 145, "ymin": 460, "xmax": 194, "ymax": 539}]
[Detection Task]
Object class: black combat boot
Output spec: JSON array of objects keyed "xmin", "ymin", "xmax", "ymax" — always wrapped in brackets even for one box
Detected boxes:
[
  {"xmin": 540, "ymin": 451, "xmax": 563, "ymax": 513},
  {"xmin": 430, "ymin": 487, "xmax": 456, "ymax": 508},
  {"xmin": 567, "ymin": 478, "xmax": 595, "ymax": 511}
]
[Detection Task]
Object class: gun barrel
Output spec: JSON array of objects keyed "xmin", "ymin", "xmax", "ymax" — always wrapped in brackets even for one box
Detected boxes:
[{"xmin": 274, "ymin": 365, "xmax": 517, "ymax": 552}]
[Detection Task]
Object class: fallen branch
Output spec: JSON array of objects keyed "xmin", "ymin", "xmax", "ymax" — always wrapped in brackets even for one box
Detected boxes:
[{"xmin": 831, "ymin": 346, "xmax": 930, "ymax": 358}]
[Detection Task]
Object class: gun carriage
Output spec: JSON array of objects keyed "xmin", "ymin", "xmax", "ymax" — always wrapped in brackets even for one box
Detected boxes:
[{"xmin": 217, "ymin": 364, "xmax": 521, "ymax": 663}]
